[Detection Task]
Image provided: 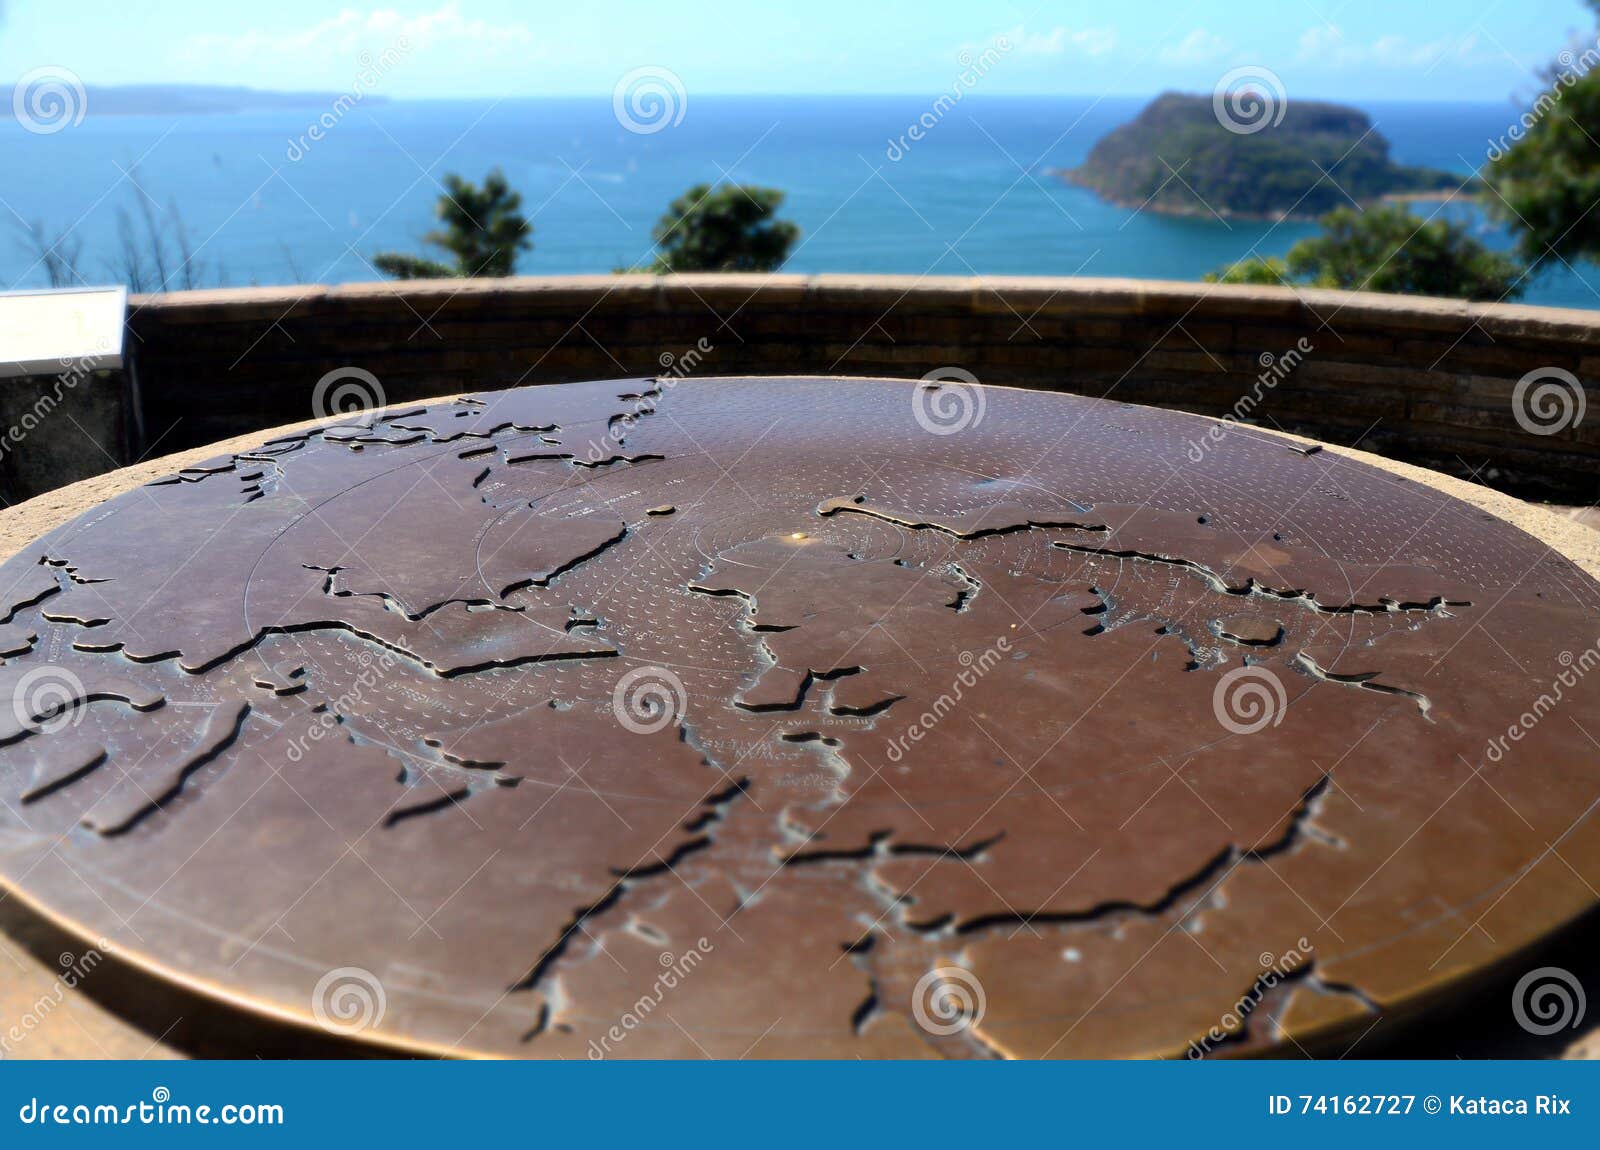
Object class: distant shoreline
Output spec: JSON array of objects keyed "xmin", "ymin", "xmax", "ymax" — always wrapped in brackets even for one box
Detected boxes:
[
  {"xmin": 0, "ymin": 84, "xmax": 392, "ymax": 119},
  {"xmin": 1378, "ymin": 190, "xmax": 1474, "ymax": 204},
  {"xmin": 1048, "ymin": 167, "xmax": 1325, "ymax": 221},
  {"xmin": 1048, "ymin": 167, "xmax": 1480, "ymax": 222}
]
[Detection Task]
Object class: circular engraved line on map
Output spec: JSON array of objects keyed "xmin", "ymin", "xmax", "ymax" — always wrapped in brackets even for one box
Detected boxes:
[{"xmin": 612, "ymin": 665, "xmax": 687, "ymax": 734}]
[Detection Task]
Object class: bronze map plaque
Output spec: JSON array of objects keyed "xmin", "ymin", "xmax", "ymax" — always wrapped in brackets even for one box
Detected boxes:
[{"xmin": 1, "ymin": 375, "xmax": 1598, "ymax": 1058}]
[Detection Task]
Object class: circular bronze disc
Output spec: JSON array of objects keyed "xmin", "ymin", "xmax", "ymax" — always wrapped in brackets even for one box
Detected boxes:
[{"xmin": 2, "ymin": 375, "xmax": 1599, "ymax": 1058}]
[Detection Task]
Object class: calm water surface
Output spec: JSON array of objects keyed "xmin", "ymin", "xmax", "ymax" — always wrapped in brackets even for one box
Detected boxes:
[{"xmin": 4, "ymin": 95, "xmax": 1592, "ymax": 308}]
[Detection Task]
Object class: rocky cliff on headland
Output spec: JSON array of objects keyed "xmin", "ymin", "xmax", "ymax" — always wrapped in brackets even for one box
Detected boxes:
[{"xmin": 1062, "ymin": 92, "xmax": 1468, "ymax": 220}]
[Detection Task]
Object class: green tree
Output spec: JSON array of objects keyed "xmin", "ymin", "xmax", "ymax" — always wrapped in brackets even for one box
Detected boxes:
[
  {"xmin": 1482, "ymin": 60, "xmax": 1600, "ymax": 266},
  {"xmin": 1205, "ymin": 206, "xmax": 1524, "ymax": 301},
  {"xmin": 1289, "ymin": 206, "xmax": 1523, "ymax": 300},
  {"xmin": 645, "ymin": 184, "xmax": 799, "ymax": 273},
  {"xmin": 374, "ymin": 170, "xmax": 532, "ymax": 279},
  {"xmin": 1205, "ymin": 256, "xmax": 1293, "ymax": 287}
]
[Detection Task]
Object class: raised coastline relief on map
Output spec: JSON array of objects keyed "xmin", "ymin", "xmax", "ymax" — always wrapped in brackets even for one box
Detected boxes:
[{"xmin": 2, "ymin": 375, "xmax": 1598, "ymax": 1058}]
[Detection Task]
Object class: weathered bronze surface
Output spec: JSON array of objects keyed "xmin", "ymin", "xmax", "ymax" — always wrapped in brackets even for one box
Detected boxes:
[{"xmin": 2, "ymin": 375, "xmax": 1598, "ymax": 1058}]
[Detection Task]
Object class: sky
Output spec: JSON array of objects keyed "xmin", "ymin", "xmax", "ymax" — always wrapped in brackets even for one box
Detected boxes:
[{"xmin": 0, "ymin": 0, "xmax": 1596, "ymax": 103}]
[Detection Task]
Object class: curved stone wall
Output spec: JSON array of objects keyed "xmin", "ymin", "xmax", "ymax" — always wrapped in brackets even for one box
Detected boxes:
[{"xmin": 123, "ymin": 274, "xmax": 1600, "ymax": 498}]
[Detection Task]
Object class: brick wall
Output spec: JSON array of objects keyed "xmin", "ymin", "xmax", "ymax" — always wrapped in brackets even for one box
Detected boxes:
[{"xmin": 125, "ymin": 274, "xmax": 1600, "ymax": 499}]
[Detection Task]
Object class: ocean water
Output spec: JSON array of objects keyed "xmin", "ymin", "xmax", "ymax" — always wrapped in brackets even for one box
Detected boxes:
[{"xmin": 4, "ymin": 95, "xmax": 1596, "ymax": 309}]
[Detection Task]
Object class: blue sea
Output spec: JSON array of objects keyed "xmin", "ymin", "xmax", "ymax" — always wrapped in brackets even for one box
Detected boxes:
[{"xmin": 5, "ymin": 95, "xmax": 1596, "ymax": 309}]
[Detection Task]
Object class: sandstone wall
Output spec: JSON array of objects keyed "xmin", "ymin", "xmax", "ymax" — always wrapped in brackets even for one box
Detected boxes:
[{"xmin": 106, "ymin": 275, "xmax": 1600, "ymax": 499}]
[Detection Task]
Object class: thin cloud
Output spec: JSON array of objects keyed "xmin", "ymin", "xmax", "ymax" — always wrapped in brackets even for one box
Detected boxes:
[
  {"xmin": 1005, "ymin": 24, "xmax": 1117, "ymax": 58},
  {"xmin": 178, "ymin": 3, "xmax": 535, "ymax": 65},
  {"xmin": 1296, "ymin": 23, "xmax": 1491, "ymax": 71},
  {"xmin": 1161, "ymin": 28, "xmax": 1230, "ymax": 65}
]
